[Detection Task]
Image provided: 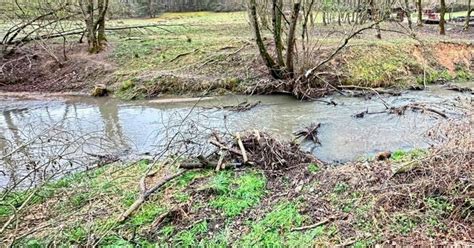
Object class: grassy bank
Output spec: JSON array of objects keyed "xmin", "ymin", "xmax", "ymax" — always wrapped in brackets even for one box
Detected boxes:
[
  {"xmin": 107, "ymin": 12, "xmax": 474, "ymax": 99},
  {"xmin": 1, "ymin": 120, "xmax": 472, "ymax": 246},
  {"xmin": 1, "ymin": 12, "xmax": 473, "ymax": 98}
]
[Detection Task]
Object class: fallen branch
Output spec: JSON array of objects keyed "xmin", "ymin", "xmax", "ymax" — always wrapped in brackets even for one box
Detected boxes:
[
  {"xmin": 118, "ymin": 169, "xmax": 188, "ymax": 223},
  {"xmin": 216, "ymin": 150, "xmax": 228, "ymax": 171},
  {"xmin": 5, "ymin": 24, "xmax": 181, "ymax": 45},
  {"xmin": 443, "ymin": 84, "xmax": 472, "ymax": 93},
  {"xmin": 293, "ymin": 123, "xmax": 321, "ymax": 143},
  {"xmin": 391, "ymin": 104, "xmax": 448, "ymax": 119},
  {"xmin": 105, "ymin": 24, "xmax": 182, "ymax": 33},
  {"xmin": 209, "ymin": 139, "xmax": 243, "ymax": 157},
  {"xmin": 338, "ymin": 85, "xmax": 401, "ymax": 97},
  {"xmin": 236, "ymin": 132, "xmax": 249, "ymax": 163},
  {"xmin": 222, "ymin": 101, "xmax": 261, "ymax": 112},
  {"xmin": 291, "ymin": 216, "xmax": 334, "ymax": 232},
  {"xmin": 169, "ymin": 49, "xmax": 199, "ymax": 62},
  {"xmin": 352, "ymin": 103, "xmax": 448, "ymax": 119}
]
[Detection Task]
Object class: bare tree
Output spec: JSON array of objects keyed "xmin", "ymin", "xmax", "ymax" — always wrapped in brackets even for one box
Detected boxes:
[
  {"xmin": 403, "ymin": 0, "xmax": 413, "ymax": 29},
  {"xmin": 439, "ymin": 0, "xmax": 446, "ymax": 35},
  {"xmin": 248, "ymin": 0, "xmax": 291, "ymax": 79},
  {"xmin": 465, "ymin": 0, "xmax": 472, "ymax": 30},
  {"xmin": 416, "ymin": 0, "xmax": 422, "ymax": 26},
  {"xmin": 80, "ymin": 0, "xmax": 110, "ymax": 53},
  {"xmin": 247, "ymin": 0, "xmax": 397, "ymax": 81},
  {"xmin": 0, "ymin": 0, "xmax": 79, "ymax": 55}
]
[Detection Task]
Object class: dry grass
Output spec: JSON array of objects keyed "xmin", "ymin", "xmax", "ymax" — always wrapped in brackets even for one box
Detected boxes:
[{"xmin": 307, "ymin": 116, "xmax": 473, "ymax": 245}]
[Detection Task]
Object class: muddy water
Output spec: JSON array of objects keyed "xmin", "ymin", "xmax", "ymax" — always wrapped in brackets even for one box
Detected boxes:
[{"xmin": 0, "ymin": 85, "xmax": 472, "ymax": 183}]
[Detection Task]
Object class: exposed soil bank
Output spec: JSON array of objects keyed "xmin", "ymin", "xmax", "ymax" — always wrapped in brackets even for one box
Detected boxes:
[{"xmin": 1, "ymin": 40, "xmax": 472, "ymax": 99}]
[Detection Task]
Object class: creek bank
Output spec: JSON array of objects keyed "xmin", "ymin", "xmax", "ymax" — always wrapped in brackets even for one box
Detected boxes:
[
  {"xmin": 1, "ymin": 117, "xmax": 471, "ymax": 246},
  {"xmin": 1, "ymin": 41, "xmax": 472, "ymax": 100}
]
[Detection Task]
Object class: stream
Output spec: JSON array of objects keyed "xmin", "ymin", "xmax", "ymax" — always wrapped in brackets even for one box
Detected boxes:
[{"xmin": 0, "ymin": 84, "xmax": 472, "ymax": 187}]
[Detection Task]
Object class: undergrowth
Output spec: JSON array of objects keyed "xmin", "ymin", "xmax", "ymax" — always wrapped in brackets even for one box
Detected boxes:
[{"xmin": 1, "ymin": 121, "xmax": 472, "ymax": 246}]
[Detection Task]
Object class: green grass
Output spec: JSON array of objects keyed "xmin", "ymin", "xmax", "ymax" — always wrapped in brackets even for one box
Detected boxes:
[
  {"xmin": 238, "ymin": 202, "xmax": 304, "ymax": 246},
  {"xmin": 98, "ymin": 12, "xmax": 255, "ymax": 98},
  {"xmin": 307, "ymin": 163, "xmax": 321, "ymax": 174},
  {"xmin": 109, "ymin": 12, "xmax": 250, "ymax": 73},
  {"xmin": 131, "ymin": 203, "xmax": 166, "ymax": 226},
  {"xmin": 209, "ymin": 171, "xmax": 266, "ymax": 217},
  {"xmin": 238, "ymin": 202, "xmax": 334, "ymax": 247},
  {"xmin": 173, "ymin": 220, "xmax": 209, "ymax": 247},
  {"xmin": 425, "ymin": 197, "xmax": 454, "ymax": 221},
  {"xmin": 391, "ymin": 214, "xmax": 419, "ymax": 235},
  {"xmin": 391, "ymin": 148, "xmax": 427, "ymax": 162},
  {"xmin": 344, "ymin": 44, "xmax": 424, "ymax": 87},
  {"xmin": 417, "ymin": 69, "xmax": 453, "ymax": 84},
  {"xmin": 333, "ymin": 182, "xmax": 350, "ymax": 194}
]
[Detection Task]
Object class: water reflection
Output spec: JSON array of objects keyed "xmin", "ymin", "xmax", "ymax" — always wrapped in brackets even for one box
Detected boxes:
[{"xmin": 0, "ymin": 87, "xmax": 470, "ymax": 168}]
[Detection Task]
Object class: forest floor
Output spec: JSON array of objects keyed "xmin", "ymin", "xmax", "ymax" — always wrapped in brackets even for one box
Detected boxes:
[
  {"xmin": 0, "ymin": 12, "xmax": 473, "ymax": 99},
  {"xmin": 1, "ymin": 112, "xmax": 472, "ymax": 246}
]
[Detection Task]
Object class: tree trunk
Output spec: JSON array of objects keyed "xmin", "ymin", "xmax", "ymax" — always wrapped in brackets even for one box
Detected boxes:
[
  {"xmin": 272, "ymin": 0, "xmax": 285, "ymax": 67},
  {"xmin": 97, "ymin": 0, "xmax": 109, "ymax": 46},
  {"xmin": 416, "ymin": 0, "xmax": 422, "ymax": 26},
  {"xmin": 148, "ymin": 0, "xmax": 154, "ymax": 18},
  {"xmin": 337, "ymin": 0, "xmax": 342, "ymax": 25},
  {"xmin": 80, "ymin": 0, "xmax": 108, "ymax": 53},
  {"xmin": 369, "ymin": 0, "xmax": 382, "ymax": 39},
  {"xmin": 85, "ymin": 0, "xmax": 98, "ymax": 53},
  {"xmin": 439, "ymin": 0, "xmax": 446, "ymax": 35},
  {"xmin": 465, "ymin": 0, "xmax": 472, "ymax": 30},
  {"xmin": 286, "ymin": 1, "xmax": 301, "ymax": 78},
  {"xmin": 248, "ymin": 0, "xmax": 281, "ymax": 79},
  {"xmin": 404, "ymin": 0, "xmax": 412, "ymax": 29}
]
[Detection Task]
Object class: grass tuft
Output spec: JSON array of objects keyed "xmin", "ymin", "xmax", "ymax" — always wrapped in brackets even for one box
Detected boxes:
[{"xmin": 209, "ymin": 171, "xmax": 266, "ymax": 217}]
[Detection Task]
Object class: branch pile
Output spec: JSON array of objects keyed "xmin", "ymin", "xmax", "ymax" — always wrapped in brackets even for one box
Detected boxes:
[
  {"xmin": 118, "ymin": 130, "xmax": 320, "ymax": 222},
  {"xmin": 183, "ymin": 130, "xmax": 320, "ymax": 171}
]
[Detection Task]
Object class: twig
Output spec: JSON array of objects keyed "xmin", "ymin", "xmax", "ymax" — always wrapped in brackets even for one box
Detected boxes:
[
  {"xmin": 209, "ymin": 139, "xmax": 243, "ymax": 157},
  {"xmin": 291, "ymin": 217, "xmax": 333, "ymax": 232},
  {"xmin": 169, "ymin": 49, "xmax": 199, "ymax": 63},
  {"xmin": 0, "ymin": 188, "xmax": 39, "ymax": 234}
]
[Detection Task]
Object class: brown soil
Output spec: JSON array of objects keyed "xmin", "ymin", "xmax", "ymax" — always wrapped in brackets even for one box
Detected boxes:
[
  {"xmin": 0, "ymin": 44, "xmax": 116, "ymax": 93},
  {"xmin": 432, "ymin": 42, "xmax": 474, "ymax": 73}
]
